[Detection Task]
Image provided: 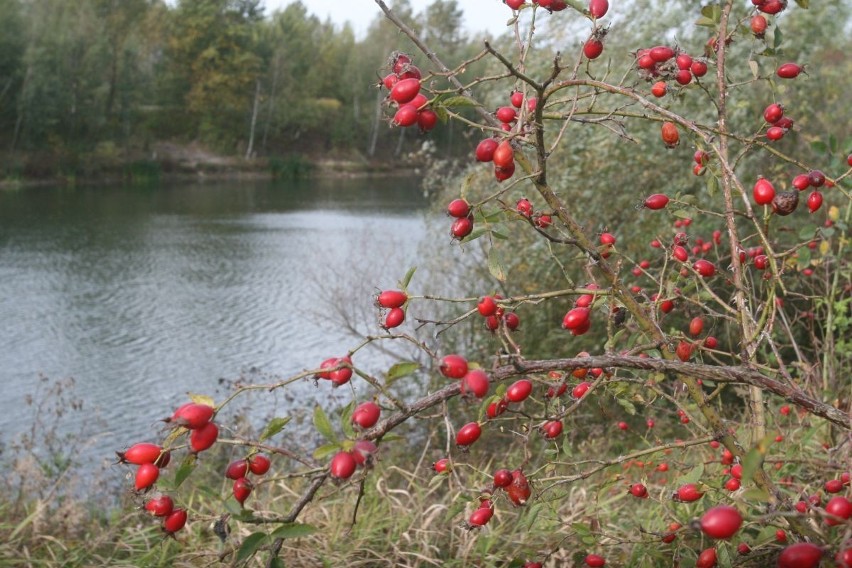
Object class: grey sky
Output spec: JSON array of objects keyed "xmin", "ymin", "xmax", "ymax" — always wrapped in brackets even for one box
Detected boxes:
[{"xmin": 264, "ymin": 0, "xmax": 512, "ymax": 37}]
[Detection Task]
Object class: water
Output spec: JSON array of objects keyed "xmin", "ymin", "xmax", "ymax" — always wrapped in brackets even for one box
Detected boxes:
[{"xmin": 0, "ymin": 177, "xmax": 429, "ymax": 455}]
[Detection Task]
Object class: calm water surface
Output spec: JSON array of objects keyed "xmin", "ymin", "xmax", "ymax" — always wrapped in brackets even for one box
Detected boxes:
[{"xmin": 0, "ymin": 177, "xmax": 429, "ymax": 455}]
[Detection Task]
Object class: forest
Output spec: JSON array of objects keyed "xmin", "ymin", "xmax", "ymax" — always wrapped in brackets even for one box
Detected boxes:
[{"xmin": 0, "ymin": 0, "xmax": 484, "ymax": 180}]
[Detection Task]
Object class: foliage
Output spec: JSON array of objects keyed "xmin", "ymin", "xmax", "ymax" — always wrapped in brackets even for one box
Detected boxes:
[
  {"xmin": 268, "ymin": 154, "xmax": 313, "ymax": 179},
  {"xmin": 0, "ymin": 0, "xmax": 490, "ymax": 177}
]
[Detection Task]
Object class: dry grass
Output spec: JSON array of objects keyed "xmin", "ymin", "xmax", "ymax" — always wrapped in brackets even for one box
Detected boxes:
[{"xmin": 2, "ymin": 376, "xmax": 848, "ymax": 568}]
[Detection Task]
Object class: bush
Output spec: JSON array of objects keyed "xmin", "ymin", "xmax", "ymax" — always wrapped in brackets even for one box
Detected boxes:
[
  {"xmin": 113, "ymin": 1, "xmax": 851, "ymax": 567},
  {"xmin": 269, "ymin": 154, "xmax": 314, "ymax": 179}
]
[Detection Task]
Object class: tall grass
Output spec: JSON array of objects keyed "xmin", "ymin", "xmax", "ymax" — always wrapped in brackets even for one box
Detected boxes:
[{"xmin": 2, "ymin": 374, "xmax": 847, "ymax": 567}]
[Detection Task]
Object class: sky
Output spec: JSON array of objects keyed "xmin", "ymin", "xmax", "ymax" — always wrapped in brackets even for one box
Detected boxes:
[{"xmin": 264, "ymin": 0, "xmax": 512, "ymax": 38}]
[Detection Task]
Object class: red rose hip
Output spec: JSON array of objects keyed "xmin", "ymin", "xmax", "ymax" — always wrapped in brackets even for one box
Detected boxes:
[{"xmin": 700, "ymin": 505, "xmax": 743, "ymax": 539}]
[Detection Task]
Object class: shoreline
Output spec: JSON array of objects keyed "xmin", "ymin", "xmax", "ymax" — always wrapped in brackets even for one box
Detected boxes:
[{"xmin": 0, "ymin": 142, "xmax": 427, "ymax": 189}]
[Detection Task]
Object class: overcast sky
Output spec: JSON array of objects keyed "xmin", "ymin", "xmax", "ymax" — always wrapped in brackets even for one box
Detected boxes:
[{"xmin": 264, "ymin": 0, "xmax": 512, "ymax": 38}]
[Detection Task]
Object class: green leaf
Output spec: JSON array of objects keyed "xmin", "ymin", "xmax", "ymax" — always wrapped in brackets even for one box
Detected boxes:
[
  {"xmin": 398, "ymin": 267, "xmax": 417, "ymax": 291},
  {"xmin": 605, "ymin": 328, "xmax": 626, "ymax": 352},
  {"xmin": 695, "ymin": 16, "xmax": 716, "ymax": 27},
  {"xmin": 674, "ymin": 463, "xmax": 704, "ymax": 486},
  {"xmin": 483, "ymin": 210, "xmax": 506, "ymax": 223},
  {"xmin": 433, "ymin": 105, "xmax": 449, "ymax": 124},
  {"xmin": 741, "ymin": 487, "xmax": 770, "ymax": 502},
  {"xmin": 487, "ymin": 248, "xmax": 507, "ymax": 282},
  {"xmin": 523, "ymin": 503, "xmax": 543, "ymax": 529},
  {"xmin": 755, "ymin": 522, "xmax": 779, "ymax": 542},
  {"xmin": 234, "ymin": 508, "xmax": 256, "ymax": 522},
  {"xmin": 616, "ymin": 398, "xmax": 636, "ymax": 416},
  {"xmin": 799, "ymin": 226, "xmax": 816, "ymax": 240},
  {"xmin": 313, "ymin": 442, "xmax": 341, "ymax": 460},
  {"xmin": 811, "ymin": 140, "xmax": 828, "ymax": 154},
  {"xmin": 380, "ymin": 433, "xmax": 405, "ymax": 443},
  {"xmin": 269, "ymin": 523, "xmax": 317, "ymax": 540},
  {"xmin": 269, "ymin": 559, "xmax": 285, "ymax": 568},
  {"xmin": 313, "ymin": 405, "xmax": 337, "ymax": 444},
  {"xmin": 797, "ymin": 248, "xmax": 811, "ymax": 268},
  {"xmin": 429, "ymin": 472, "xmax": 448, "ymax": 487},
  {"xmin": 564, "ymin": 0, "xmax": 584, "ymax": 12},
  {"xmin": 718, "ymin": 543, "xmax": 733, "ymax": 568},
  {"xmin": 701, "ymin": 4, "xmax": 721, "ymax": 22},
  {"xmin": 174, "ymin": 453, "xmax": 197, "ymax": 488},
  {"xmin": 648, "ymin": 371, "xmax": 666, "ymax": 385},
  {"xmin": 741, "ymin": 433, "xmax": 775, "ymax": 483},
  {"xmin": 386, "ymin": 361, "xmax": 419, "ymax": 385},
  {"xmin": 488, "ymin": 220, "xmax": 509, "ymax": 238},
  {"xmin": 572, "ymin": 522, "xmax": 591, "ymax": 538},
  {"xmin": 672, "ymin": 208, "xmax": 695, "ymax": 219},
  {"xmin": 236, "ymin": 532, "xmax": 270, "ymax": 563},
  {"xmin": 440, "ymin": 95, "xmax": 478, "ymax": 109},
  {"xmin": 478, "ymin": 395, "xmax": 497, "ymax": 422},
  {"xmin": 429, "ymin": 93, "xmax": 450, "ymax": 105},
  {"xmin": 462, "ymin": 226, "xmax": 489, "ymax": 243},
  {"xmin": 259, "ymin": 416, "xmax": 291, "ymax": 442},
  {"xmin": 561, "ymin": 435, "xmax": 573, "ymax": 457},
  {"xmin": 773, "ymin": 26, "xmax": 783, "ymax": 49},
  {"xmin": 340, "ymin": 401, "xmax": 356, "ymax": 439},
  {"xmin": 223, "ymin": 497, "xmax": 244, "ymax": 516},
  {"xmin": 794, "ymin": 0, "xmax": 809, "ymax": 8}
]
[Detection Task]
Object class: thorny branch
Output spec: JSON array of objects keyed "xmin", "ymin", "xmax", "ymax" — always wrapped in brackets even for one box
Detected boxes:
[{"xmin": 236, "ymin": 2, "xmax": 852, "ymax": 562}]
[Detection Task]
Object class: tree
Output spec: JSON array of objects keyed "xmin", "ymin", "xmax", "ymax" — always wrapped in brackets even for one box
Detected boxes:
[
  {"xmin": 164, "ymin": 0, "xmax": 263, "ymax": 150},
  {"xmin": 92, "ymin": 0, "xmax": 149, "ymax": 122},
  {"xmin": 422, "ymin": 0, "xmax": 464, "ymax": 56},
  {"xmin": 0, "ymin": 0, "xmax": 25, "ymax": 144},
  {"xmin": 257, "ymin": 3, "xmax": 358, "ymax": 155}
]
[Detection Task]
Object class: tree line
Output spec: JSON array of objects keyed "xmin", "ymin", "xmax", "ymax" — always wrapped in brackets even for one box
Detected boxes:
[{"xmin": 0, "ymin": 0, "xmax": 486, "ymax": 178}]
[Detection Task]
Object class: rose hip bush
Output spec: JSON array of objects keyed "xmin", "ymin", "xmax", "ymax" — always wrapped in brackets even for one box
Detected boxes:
[{"xmin": 116, "ymin": 1, "xmax": 851, "ymax": 565}]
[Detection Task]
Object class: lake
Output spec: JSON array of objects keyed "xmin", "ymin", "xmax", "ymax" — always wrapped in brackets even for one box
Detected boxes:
[{"xmin": 0, "ymin": 177, "xmax": 430, "ymax": 458}]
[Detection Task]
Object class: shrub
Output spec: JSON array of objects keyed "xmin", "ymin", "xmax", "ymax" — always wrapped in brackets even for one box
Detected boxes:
[{"xmin": 115, "ymin": 1, "xmax": 851, "ymax": 566}]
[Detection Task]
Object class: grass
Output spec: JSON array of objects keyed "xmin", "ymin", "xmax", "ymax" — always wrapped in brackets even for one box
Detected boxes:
[{"xmin": 1, "ymin": 370, "xmax": 848, "ymax": 567}]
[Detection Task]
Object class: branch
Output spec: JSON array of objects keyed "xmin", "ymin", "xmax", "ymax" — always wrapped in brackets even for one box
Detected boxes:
[
  {"xmin": 540, "ymin": 435, "xmax": 716, "ymax": 491},
  {"xmin": 500, "ymin": 355, "xmax": 849, "ymax": 429},
  {"xmin": 244, "ymin": 472, "xmax": 328, "ymax": 525},
  {"xmin": 484, "ymin": 40, "xmax": 544, "ymax": 91}
]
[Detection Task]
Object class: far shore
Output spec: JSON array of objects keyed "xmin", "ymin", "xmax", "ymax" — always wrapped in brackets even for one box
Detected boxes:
[{"xmin": 0, "ymin": 143, "xmax": 428, "ymax": 189}]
